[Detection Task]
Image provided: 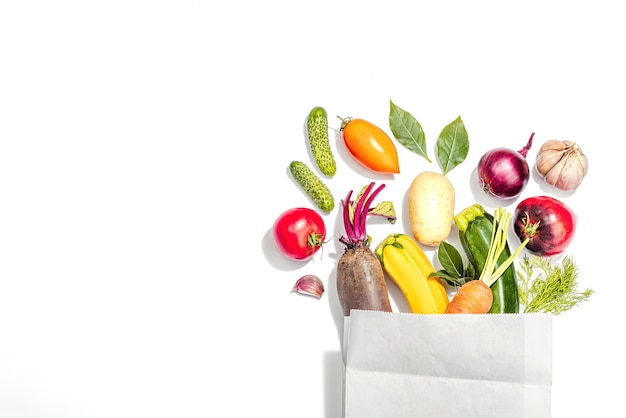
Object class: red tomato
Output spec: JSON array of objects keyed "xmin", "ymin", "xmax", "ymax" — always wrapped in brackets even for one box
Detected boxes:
[
  {"xmin": 513, "ymin": 196, "xmax": 577, "ymax": 257},
  {"xmin": 340, "ymin": 117, "xmax": 400, "ymax": 174},
  {"xmin": 272, "ymin": 208, "xmax": 326, "ymax": 261}
]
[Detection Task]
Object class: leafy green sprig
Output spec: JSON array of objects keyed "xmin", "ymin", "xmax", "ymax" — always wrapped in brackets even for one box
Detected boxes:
[
  {"xmin": 517, "ymin": 255, "xmax": 594, "ymax": 314},
  {"xmin": 430, "ymin": 240, "xmax": 476, "ymax": 287}
]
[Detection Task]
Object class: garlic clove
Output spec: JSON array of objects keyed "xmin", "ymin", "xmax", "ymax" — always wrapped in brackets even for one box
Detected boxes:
[{"xmin": 291, "ymin": 275, "xmax": 325, "ymax": 299}]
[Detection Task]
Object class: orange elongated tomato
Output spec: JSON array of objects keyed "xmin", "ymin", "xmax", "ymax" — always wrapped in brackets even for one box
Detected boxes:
[{"xmin": 339, "ymin": 117, "xmax": 400, "ymax": 174}]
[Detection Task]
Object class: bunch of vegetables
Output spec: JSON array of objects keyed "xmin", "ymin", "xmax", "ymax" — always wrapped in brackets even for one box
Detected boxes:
[
  {"xmin": 271, "ymin": 102, "xmax": 593, "ymax": 315},
  {"xmin": 438, "ymin": 206, "xmax": 529, "ymax": 314}
]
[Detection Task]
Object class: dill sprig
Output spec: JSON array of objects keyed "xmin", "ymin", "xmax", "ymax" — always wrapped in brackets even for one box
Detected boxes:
[{"xmin": 517, "ymin": 255, "xmax": 594, "ymax": 314}]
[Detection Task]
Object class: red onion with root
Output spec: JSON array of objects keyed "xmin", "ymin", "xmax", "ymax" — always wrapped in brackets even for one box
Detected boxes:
[{"xmin": 477, "ymin": 132, "xmax": 535, "ymax": 200}]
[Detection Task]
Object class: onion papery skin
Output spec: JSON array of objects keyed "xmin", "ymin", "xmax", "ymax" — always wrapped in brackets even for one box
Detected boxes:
[{"xmin": 477, "ymin": 148, "xmax": 530, "ymax": 200}]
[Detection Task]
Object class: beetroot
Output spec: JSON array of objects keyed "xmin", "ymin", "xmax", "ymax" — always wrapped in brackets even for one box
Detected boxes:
[{"xmin": 336, "ymin": 183, "xmax": 392, "ymax": 316}]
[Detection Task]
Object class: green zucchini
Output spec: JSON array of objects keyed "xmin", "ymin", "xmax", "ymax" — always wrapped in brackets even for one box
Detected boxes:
[{"xmin": 454, "ymin": 204, "xmax": 519, "ymax": 314}]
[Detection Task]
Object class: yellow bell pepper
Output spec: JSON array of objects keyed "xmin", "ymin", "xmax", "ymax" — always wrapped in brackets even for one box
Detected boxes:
[{"xmin": 375, "ymin": 233, "xmax": 449, "ymax": 314}]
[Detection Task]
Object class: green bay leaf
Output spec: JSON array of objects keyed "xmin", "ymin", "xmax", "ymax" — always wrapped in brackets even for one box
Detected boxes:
[
  {"xmin": 388, "ymin": 100, "xmax": 431, "ymax": 162},
  {"xmin": 437, "ymin": 241, "xmax": 464, "ymax": 278},
  {"xmin": 436, "ymin": 116, "xmax": 469, "ymax": 175}
]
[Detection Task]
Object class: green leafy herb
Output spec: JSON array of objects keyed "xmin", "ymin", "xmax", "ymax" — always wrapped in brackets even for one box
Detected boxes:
[
  {"xmin": 436, "ymin": 116, "xmax": 469, "ymax": 175},
  {"xmin": 429, "ymin": 241, "xmax": 474, "ymax": 287},
  {"xmin": 517, "ymin": 255, "xmax": 594, "ymax": 314},
  {"xmin": 437, "ymin": 241, "xmax": 464, "ymax": 278},
  {"xmin": 388, "ymin": 100, "xmax": 431, "ymax": 162}
]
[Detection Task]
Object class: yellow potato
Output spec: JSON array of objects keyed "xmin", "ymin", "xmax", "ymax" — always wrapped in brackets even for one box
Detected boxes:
[{"xmin": 407, "ymin": 171, "xmax": 455, "ymax": 247}]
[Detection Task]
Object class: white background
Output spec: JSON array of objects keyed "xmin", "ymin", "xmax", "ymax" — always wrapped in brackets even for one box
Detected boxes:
[{"xmin": 1, "ymin": 1, "xmax": 623, "ymax": 417}]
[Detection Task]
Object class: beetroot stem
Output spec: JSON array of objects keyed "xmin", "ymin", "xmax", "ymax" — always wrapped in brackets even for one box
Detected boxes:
[
  {"xmin": 359, "ymin": 183, "xmax": 385, "ymax": 240},
  {"xmin": 339, "ymin": 182, "xmax": 386, "ymax": 246},
  {"xmin": 341, "ymin": 190, "xmax": 354, "ymax": 243},
  {"xmin": 354, "ymin": 182, "xmax": 375, "ymax": 241}
]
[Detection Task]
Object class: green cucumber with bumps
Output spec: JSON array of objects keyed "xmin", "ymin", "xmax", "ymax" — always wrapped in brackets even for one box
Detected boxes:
[
  {"xmin": 289, "ymin": 161, "xmax": 335, "ymax": 213},
  {"xmin": 307, "ymin": 106, "xmax": 336, "ymax": 177}
]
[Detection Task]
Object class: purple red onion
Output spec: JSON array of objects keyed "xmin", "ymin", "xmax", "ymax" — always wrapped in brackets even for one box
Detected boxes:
[{"xmin": 477, "ymin": 132, "xmax": 535, "ymax": 200}]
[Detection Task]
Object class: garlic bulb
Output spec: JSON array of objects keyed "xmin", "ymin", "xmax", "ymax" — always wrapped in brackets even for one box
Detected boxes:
[{"xmin": 535, "ymin": 140, "xmax": 588, "ymax": 191}]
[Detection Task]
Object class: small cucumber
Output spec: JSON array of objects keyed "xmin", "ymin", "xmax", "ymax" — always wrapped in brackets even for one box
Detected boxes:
[
  {"xmin": 289, "ymin": 161, "xmax": 335, "ymax": 213},
  {"xmin": 307, "ymin": 106, "xmax": 336, "ymax": 177},
  {"xmin": 455, "ymin": 204, "xmax": 520, "ymax": 313}
]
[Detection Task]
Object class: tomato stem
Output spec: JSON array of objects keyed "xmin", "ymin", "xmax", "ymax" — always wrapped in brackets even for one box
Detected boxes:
[
  {"xmin": 307, "ymin": 232, "xmax": 325, "ymax": 252},
  {"xmin": 522, "ymin": 212, "xmax": 541, "ymax": 238},
  {"xmin": 336, "ymin": 115, "xmax": 352, "ymax": 131}
]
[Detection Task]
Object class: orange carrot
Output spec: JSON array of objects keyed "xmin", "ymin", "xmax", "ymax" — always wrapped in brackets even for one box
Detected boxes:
[
  {"xmin": 445, "ymin": 208, "xmax": 528, "ymax": 314},
  {"xmin": 445, "ymin": 280, "xmax": 493, "ymax": 313}
]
